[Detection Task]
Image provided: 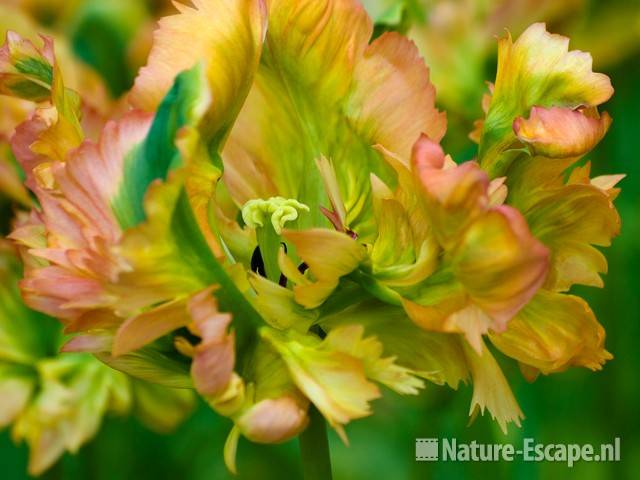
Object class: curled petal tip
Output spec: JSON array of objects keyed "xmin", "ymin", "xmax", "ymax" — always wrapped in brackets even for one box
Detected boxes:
[{"xmin": 514, "ymin": 106, "xmax": 612, "ymax": 158}]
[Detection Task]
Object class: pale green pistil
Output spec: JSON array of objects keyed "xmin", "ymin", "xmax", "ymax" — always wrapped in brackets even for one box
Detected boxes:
[
  {"xmin": 242, "ymin": 197, "xmax": 309, "ymax": 281},
  {"xmin": 242, "ymin": 197, "xmax": 309, "ymax": 235}
]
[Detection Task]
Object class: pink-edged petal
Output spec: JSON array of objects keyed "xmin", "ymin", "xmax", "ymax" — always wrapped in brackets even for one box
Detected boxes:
[
  {"xmin": 188, "ymin": 288, "xmax": 235, "ymax": 397},
  {"xmin": 514, "ymin": 106, "xmax": 612, "ymax": 158},
  {"xmin": 346, "ymin": 32, "xmax": 446, "ymax": 160}
]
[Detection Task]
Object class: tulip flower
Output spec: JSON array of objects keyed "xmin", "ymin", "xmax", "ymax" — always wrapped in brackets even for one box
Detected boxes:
[{"xmin": 0, "ymin": 1, "xmax": 622, "ymax": 477}]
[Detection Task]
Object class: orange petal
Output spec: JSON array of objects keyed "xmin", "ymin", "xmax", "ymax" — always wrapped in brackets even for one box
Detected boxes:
[
  {"xmin": 237, "ymin": 395, "xmax": 309, "ymax": 443},
  {"xmin": 130, "ymin": 0, "xmax": 266, "ymax": 143},
  {"xmin": 189, "ymin": 288, "xmax": 235, "ymax": 397},
  {"xmin": 452, "ymin": 206, "xmax": 549, "ymax": 327},
  {"xmin": 412, "ymin": 135, "xmax": 489, "ymax": 248},
  {"xmin": 514, "ymin": 106, "xmax": 612, "ymax": 158},
  {"xmin": 346, "ymin": 32, "xmax": 446, "ymax": 160},
  {"xmin": 113, "ymin": 298, "xmax": 191, "ymax": 356}
]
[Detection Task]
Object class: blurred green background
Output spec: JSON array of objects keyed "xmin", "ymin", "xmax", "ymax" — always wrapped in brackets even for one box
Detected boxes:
[{"xmin": 1, "ymin": 0, "xmax": 639, "ymax": 478}]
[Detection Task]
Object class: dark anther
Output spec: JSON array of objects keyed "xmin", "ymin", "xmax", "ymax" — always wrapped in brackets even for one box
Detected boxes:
[
  {"xmin": 298, "ymin": 262, "xmax": 309, "ymax": 274},
  {"xmin": 173, "ymin": 326, "xmax": 201, "ymax": 345},
  {"xmin": 251, "ymin": 246, "xmax": 266, "ymax": 277},
  {"xmin": 309, "ymin": 324, "xmax": 327, "ymax": 339},
  {"xmin": 346, "ymin": 229, "xmax": 358, "ymax": 240}
]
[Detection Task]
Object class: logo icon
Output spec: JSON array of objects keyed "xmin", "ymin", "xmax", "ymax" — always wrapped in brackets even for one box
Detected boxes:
[{"xmin": 416, "ymin": 438, "xmax": 439, "ymax": 461}]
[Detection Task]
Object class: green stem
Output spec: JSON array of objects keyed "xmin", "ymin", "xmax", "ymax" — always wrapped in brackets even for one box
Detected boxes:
[
  {"xmin": 256, "ymin": 226, "xmax": 282, "ymax": 283},
  {"xmin": 299, "ymin": 405, "xmax": 333, "ymax": 480}
]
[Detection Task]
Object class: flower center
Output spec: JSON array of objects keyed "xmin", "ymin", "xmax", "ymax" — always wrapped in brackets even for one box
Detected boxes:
[
  {"xmin": 241, "ymin": 197, "xmax": 309, "ymax": 235},
  {"xmin": 242, "ymin": 197, "xmax": 309, "ymax": 282}
]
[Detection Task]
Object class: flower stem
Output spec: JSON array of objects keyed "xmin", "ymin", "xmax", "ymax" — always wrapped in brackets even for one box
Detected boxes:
[{"xmin": 299, "ymin": 405, "xmax": 333, "ymax": 480}]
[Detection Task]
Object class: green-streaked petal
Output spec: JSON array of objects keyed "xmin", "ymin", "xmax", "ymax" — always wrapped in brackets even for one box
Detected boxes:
[
  {"xmin": 320, "ymin": 301, "xmax": 468, "ymax": 388},
  {"xmin": 1, "ymin": 31, "xmax": 83, "ymax": 164},
  {"xmin": 261, "ymin": 327, "xmax": 380, "ymax": 439},
  {"xmin": 116, "ymin": 169, "xmax": 218, "ymax": 307},
  {"xmin": 249, "ymin": 274, "xmax": 317, "ymax": 332},
  {"xmin": 18, "ymin": 66, "xmax": 218, "ymax": 326},
  {"xmin": 12, "ymin": 111, "xmax": 152, "ymax": 322},
  {"xmin": 462, "ymin": 339, "xmax": 524, "ymax": 434},
  {"xmin": 112, "ymin": 64, "xmax": 211, "ymax": 229},
  {"xmin": 323, "ymin": 324, "xmax": 424, "ymax": 395},
  {"xmin": 450, "ymin": 206, "xmax": 549, "ymax": 327},
  {"xmin": 0, "ymin": 31, "xmax": 54, "ymax": 102},
  {"xmin": 489, "ymin": 290, "xmax": 611, "ymax": 374},
  {"xmin": 129, "ymin": 0, "xmax": 266, "ymax": 147},
  {"xmin": 224, "ymin": 0, "xmax": 444, "ymax": 241},
  {"xmin": 116, "ymin": 166, "xmax": 263, "ymax": 338},
  {"xmin": 516, "ymin": 183, "xmax": 620, "ymax": 291},
  {"xmin": 478, "ymin": 23, "xmax": 613, "ymax": 177}
]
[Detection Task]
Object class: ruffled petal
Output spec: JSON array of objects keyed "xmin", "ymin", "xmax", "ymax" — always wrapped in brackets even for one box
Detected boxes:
[
  {"xmin": 130, "ymin": 0, "xmax": 266, "ymax": 145},
  {"xmin": 489, "ymin": 290, "xmax": 611, "ymax": 373},
  {"xmin": 478, "ymin": 23, "xmax": 613, "ymax": 176},
  {"xmin": 451, "ymin": 206, "xmax": 549, "ymax": 328},
  {"xmin": 514, "ymin": 106, "xmax": 612, "ymax": 158},
  {"xmin": 188, "ymin": 288, "xmax": 235, "ymax": 397},
  {"xmin": 11, "ymin": 111, "xmax": 152, "ymax": 321},
  {"xmin": 462, "ymin": 339, "xmax": 524, "ymax": 434},
  {"xmin": 321, "ymin": 302, "xmax": 468, "ymax": 388},
  {"xmin": 261, "ymin": 327, "xmax": 380, "ymax": 438},
  {"xmin": 519, "ymin": 184, "xmax": 620, "ymax": 291},
  {"xmin": 224, "ymin": 0, "xmax": 444, "ymax": 240},
  {"xmin": 406, "ymin": 136, "xmax": 549, "ymax": 347},
  {"xmin": 323, "ymin": 324, "xmax": 424, "ymax": 395},
  {"xmin": 282, "ymin": 228, "xmax": 366, "ymax": 308},
  {"xmin": 412, "ymin": 135, "xmax": 489, "ymax": 249},
  {"xmin": 345, "ymin": 31, "xmax": 446, "ymax": 160},
  {"xmin": 1, "ymin": 32, "xmax": 83, "ymax": 163}
]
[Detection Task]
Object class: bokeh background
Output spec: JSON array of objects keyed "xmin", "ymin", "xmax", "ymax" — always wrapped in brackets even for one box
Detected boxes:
[{"xmin": 1, "ymin": 0, "xmax": 639, "ymax": 478}]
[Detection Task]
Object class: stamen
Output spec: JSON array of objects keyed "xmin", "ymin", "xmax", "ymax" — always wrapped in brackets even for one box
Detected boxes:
[{"xmin": 251, "ymin": 246, "xmax": 266, "ymax": 277}]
